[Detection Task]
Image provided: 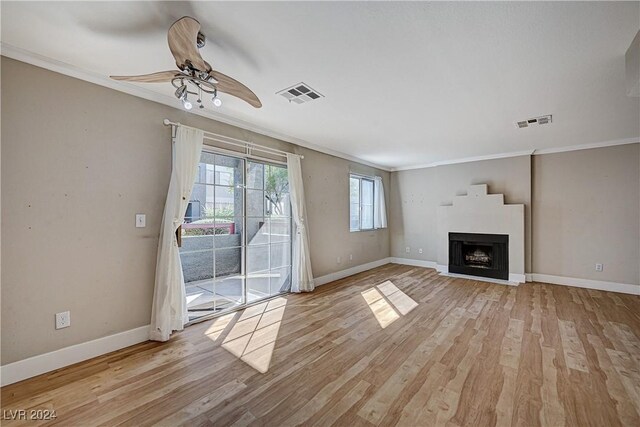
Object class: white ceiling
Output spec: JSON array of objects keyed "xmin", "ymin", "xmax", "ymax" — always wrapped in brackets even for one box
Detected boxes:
[{"xmin": 2, "ymin": 1, "xmax": 639, "ymax": 170}]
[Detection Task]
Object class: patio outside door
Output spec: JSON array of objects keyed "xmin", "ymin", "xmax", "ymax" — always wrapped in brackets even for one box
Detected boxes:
[
  {"xmin": 179, "ymin": 151, "xmax": 292, "ymax": 321},
  {"xmin": 246, "ymin": 161, "xmax": 292, "ymax": 303}
]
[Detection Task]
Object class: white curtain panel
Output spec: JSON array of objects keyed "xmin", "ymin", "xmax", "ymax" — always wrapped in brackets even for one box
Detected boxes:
[
  {"xmin": 374, "ymin": 176, "xmax": 388, "ymax": 229},
  {"xmin": 149, "ymin": 126, "xmax": 204, "ymax": 341},
  {"xmin": 286, "ymin": 153, "xmax": 315, "ymax": 292}
]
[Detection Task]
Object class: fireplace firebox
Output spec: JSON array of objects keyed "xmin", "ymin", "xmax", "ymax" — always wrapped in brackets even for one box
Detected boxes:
[{"xmin": 449, "ymin": 233, "xmax": 508, "ymax": 280}]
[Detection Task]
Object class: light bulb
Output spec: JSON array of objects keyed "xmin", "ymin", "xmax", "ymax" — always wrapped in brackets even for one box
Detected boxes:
[
  {"xmin": 182, "ymin": 99, "xmax": 193, "ymax": 110},
  {"xmin": 212, "ymin": 96, "xmax": 222, "ymax": 107}
]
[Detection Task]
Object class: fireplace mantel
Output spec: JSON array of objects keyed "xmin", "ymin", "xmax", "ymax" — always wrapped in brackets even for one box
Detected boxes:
[{"xmin": 437, "ymin": 184, "xmax": 525, "ymax": 283}]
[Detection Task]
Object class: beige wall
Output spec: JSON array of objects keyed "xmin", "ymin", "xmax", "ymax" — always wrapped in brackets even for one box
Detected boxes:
[
  {"xmin": 532, "ymin": 144, "xmax": 640, "ymax": 284},
  {"xmin": 390, "ymin": 145, "xmax": 640, "ymax": 286},
  {"xmin": 295, "ymin": 147, "xmax": 390, "ymax": 278},
  {"xmin": 0, "ymin": 57, "xmax": 389, "ymax": 364},
  {"xmin": 390, "ymin": 155, "xmax": 532, "ymax": 270}
]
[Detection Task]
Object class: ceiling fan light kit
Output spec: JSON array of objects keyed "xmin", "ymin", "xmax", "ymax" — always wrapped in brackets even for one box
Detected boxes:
[
  {"xmin": 110, "ymin": 16, "xmax": 261, "ymax": 111},
  {"xmin": 171, "ymin": 75, "xmax": 219, "ymax": 110}
]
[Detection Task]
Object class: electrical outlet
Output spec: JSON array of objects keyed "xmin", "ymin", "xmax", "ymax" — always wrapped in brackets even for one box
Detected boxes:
[
  {"xmin": 595, "ymin": 263, "xmax": 603, "ymax": 272},
  {"xmin": 349, "ymin": 254, "xmax": 353, "ymax": 261},
  {"xmin": 55, "ymin": 311, "xmax": 71, "ymax": 329},
  {"xmin": 418, "ymin": 248, "xmax": 423, "ymax": 254},
  {"xmin": 135, "ymin": 213, "xmax": 146, "ymax": 228},
  {"xmin": 405, "ymin": 247, "xmax": 410, "ymax": 253},
  {"xmin": 337, "ymin": 256, "xmax": 342, "ymax": 264}
]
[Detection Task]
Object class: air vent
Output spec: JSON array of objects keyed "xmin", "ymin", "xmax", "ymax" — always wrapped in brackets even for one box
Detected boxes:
[
  {"xmin": 277, "ymin": 83, "xmax": 324, "ymax": 104},
  {"xmin": 515, "ymin": 115, "xmax": 552, "ymax": 129}
]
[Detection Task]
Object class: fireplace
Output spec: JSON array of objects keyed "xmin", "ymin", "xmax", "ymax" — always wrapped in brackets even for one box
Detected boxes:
[{"xmin": 449, "ymin": 232, "xmax": 509, "ymax": 280}]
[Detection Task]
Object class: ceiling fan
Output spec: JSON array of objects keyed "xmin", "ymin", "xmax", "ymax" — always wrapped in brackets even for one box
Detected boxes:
[{"xmin": 110, "ymin": 16, "xmax": 261, "ymax": 110}]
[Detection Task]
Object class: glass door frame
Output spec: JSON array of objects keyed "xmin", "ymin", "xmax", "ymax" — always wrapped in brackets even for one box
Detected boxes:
[{"xmin": 185, "ymin": 146, "xmax": 292, "ymax": 325}]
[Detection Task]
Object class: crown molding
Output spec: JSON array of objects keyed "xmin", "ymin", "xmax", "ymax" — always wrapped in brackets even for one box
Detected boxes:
[
  {"xmin": 0, "ymin": 43, "xmax": 392, "ymax": 172},
  {"xmin": 390, "ymin": 149, "xmax": 536, "ymax": 171},
  {"xmin": 391, "ymin": 137, "xmax": 640, "ymax": 172},
  {"xmin": 531, "ymin": 137, "xmax": 639, "ymax": 155}
]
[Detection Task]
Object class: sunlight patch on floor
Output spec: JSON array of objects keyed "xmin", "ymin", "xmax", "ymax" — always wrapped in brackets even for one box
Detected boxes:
[
  {"xmin": 204, "ymin": 312, "xmax": 237, "ymax": 341},
  {"xmin": 377, "ymin": 280, "xmax": 419, "ymax": 315},
  {"xmin": 221, "ymin": 297, "xmax": 287, "ymax": 373},
  {"xmin": 362, "ymin": 281, "xmax": 418, "ymax": 328}
]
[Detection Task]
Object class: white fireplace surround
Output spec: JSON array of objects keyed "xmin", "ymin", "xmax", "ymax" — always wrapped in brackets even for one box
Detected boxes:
[{"xmin": 437, "ymin": 184, "xmax": 526, "ymax": 283}]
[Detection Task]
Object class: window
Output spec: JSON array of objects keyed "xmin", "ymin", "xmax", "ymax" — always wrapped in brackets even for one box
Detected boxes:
[{"xmin": 350, "ymin": 174, "xmax": 375, "ymax": 231}]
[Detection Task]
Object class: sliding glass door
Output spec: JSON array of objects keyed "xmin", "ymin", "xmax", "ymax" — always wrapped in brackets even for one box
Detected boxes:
[
  {"xmin": 246, "ymin": 161, "xmax": 292, "ymax": 303},
  {"xmin": 180, "ymin": 151, "xmax": 291, "ymax": 321}
]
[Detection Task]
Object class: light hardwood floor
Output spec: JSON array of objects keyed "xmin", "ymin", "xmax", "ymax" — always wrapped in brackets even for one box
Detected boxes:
[{"xmin": 2, "ymin": 264, "xmax": 640, "ymax": 426}]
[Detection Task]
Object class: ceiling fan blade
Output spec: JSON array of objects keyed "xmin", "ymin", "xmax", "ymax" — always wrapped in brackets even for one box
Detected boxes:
[
  {"xmin": 110, "ymin": 70, "xmax": 183, "ymax": 83},
  {"xmin": 210, "ymin": 70, "xmax": 262, "ymax": 108},
  {"xmin": 168, "ymin": 17, "xmax": 210, "ymax": 72}
]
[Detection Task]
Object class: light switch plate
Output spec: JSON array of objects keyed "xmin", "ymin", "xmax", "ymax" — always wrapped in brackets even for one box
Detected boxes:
[{"xmin": 135, "ymin": 214, "xmax": 146, "ymax": 228}]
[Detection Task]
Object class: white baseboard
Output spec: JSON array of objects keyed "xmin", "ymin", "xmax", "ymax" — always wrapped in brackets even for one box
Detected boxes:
[
  {"xmin": 0, "ymin": 325, "xmax": 150, "ymax": 386},
  {"xmin": 314, "ymin": 257, "xmax": 393, "ymax": 286},
  {"xmin": 528, "ymin": 274, "xmax": 639, "ymax": 295},
  {"xmin": 509, "ymin": 273, "xmax": 526, "ymax": 283},
  {"xmin": 389, "ymin": 257, "xmax": 437, "ymax": 269}
]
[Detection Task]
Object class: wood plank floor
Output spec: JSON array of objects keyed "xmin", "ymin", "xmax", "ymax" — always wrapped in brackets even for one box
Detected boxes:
[{"xmin": 2, "ymin": 264, "xmax": 640, "ymax": 426}]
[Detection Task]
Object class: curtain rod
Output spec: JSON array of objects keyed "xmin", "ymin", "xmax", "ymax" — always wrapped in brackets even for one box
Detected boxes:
[{"xmin": 163, "ymin": 119, "xmax": 303, "ymax": 159}]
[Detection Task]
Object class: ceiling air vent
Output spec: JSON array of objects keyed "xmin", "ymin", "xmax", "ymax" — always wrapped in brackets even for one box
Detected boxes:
[
  {"xmin": 515, "ymin": 115, "xmax": 552, "ymax": 129},
  {"xmin": 277, "ymin": 83, "xmax": 324, "ymax": 104}
]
